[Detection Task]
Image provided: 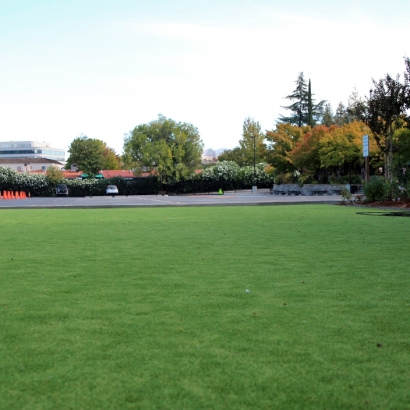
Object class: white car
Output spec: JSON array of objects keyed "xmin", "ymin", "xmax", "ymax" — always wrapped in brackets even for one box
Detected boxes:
[{"xmin": 106, "ymin": 185, "xmax": 119, "ymax": 196}]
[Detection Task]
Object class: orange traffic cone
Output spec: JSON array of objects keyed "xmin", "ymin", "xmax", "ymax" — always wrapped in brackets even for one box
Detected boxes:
[
  {"xmin": 15, "ymin": 191, "xmax": 20, "ymax": 199},
  {"xmin": 5, "ymin": 191, "xmax": 10, "ymax": 199},
  {"xmin": 21, "ymin": 191, "xmax": 26, "ymax": 199}
]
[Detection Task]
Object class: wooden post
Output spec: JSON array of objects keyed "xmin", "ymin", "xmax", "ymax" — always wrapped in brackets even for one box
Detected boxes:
[{"xmin": 365, "ymin": 156, "xmax": 370, "ymax": 183}]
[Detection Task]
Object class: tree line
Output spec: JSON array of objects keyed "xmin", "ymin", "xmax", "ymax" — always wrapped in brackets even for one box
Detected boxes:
[
  {"xmin": 66, "ymin": 58, "xmax": 410, "ymax": 191},
  {"xmin": 220, "ymin": 60, "xmax": 410, "ymax": 186}
]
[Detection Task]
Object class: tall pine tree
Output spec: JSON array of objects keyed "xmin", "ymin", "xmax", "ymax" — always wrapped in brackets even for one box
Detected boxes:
[
  {"xmin": 280, "ymin": 72, "xmax": 307, "ymax": 127},
  {"xmin": 280, "ymin": 73, "xmax": 325, "ymax": 127},
  {"xmin": 321, "ymin": 103, "xmax": 334, "ymax": 126}
]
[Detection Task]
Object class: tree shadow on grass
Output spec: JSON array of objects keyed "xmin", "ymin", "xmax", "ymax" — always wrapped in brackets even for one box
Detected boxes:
[{"xmin": 357, "ymin": 211, "xmax": 410, "ymax": 217}]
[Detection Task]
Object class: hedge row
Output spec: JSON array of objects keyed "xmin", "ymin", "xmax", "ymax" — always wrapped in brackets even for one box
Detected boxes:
[{"xmin": 0, "ymin": 165, "xmax": 273, "ymax": 197}]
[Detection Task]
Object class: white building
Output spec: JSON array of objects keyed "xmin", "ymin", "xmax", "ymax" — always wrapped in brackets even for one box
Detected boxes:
[
  {"xmin": 0, "ymin": 158, "xmax": 64, "ymax": 172},
  {"xmin": 0, "ymin": 141, "xmax": 65, "ymax": 162}
]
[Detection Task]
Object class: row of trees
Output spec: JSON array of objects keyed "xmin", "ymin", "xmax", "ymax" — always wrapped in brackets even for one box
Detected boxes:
[
  {"xmin": 64, "ymin": 58, "xmax": 410, "ymax": 191},
  {"xmin": 66, "ymin": 116, "xmax": 203, "ymax": 183},
  {"xmin": 220, "ymin": 59, "xmax": 410, "ymax": 185}
]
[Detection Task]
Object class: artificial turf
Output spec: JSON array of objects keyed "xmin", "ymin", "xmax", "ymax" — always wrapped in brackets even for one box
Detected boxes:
[{"xmin": 0, "ymin": 205, "xmax": 409, "ymax": 409}]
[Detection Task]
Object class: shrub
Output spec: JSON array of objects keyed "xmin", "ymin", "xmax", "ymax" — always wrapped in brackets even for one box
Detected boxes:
[
  {"xmin": 274, "ymin": 172, "xmax": 295, "ymax": 185},
  {"xmin": 0, "ymin": 167, "xmax": 52, "ymax": 196},
  {"xmin": 364, "ymin": 177, "xmax": 389, "ymax": 202},
  {"xmin": 239, "ymin": 163, "xmax": 273, "ymax": 187},
  {"xmin": 200, "ymin": 161, "xmax": 240, "ymax": 183},
  {"xmin": 340, "ymin": 188, "xmax": 352, "ymax": 203},
  {"xmin": 46, "ymin": 166, "xmax": 64, "ymax": 185}
]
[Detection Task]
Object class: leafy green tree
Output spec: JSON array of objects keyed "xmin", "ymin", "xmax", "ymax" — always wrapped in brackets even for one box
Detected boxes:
[
  {"xmin": 66, "ymin": 135, "xmax": 105, "ymax": 176},
  {"xmin": 239, "ymin": 117, "xmax": 266, "ymax": 165},
  {"xmin": 280, "ymin": 73, "xmax": 325, "ymax": 126},
  {"xmin": 218, "ymin": 147, "xmax": 248, "ymax": 167},
  {"xmin": 346, "ymin": 88, "xmax": 364, "ymax": 122},
  {"xmin": 45, "ymin": 166, "xmax": 64, "ymax": 185},
  {"xmin": 101, "ymin": 143, "xmax": 120, "ymax": 170},
  {"xmin": 404, "ymin": 57, "xmax": 410, "ymax": 124},
  {"xmin": 280, "ymin": 72, "xmax": 307, "ymax": 126},
  {"xmin": 307, "ymin": 79, "xmax": 314, "ymax": 126},
  {"xmin": 353, "ymin": 69, "xmax": 409, "ymax": 179},
  {"xmin": 123, "ymin": 115, "xmax": 203, "ymax": 183},
  {"xmin": 334, "ymin": 102, "xmax": 349, "ymax": 126},
  {"xmin": 394, "ymin": 127, "xmax": 410, "ymax": 166},
  {"xmin": 321, "ymin": 103, "xmax": 334, "ymax": 126}
]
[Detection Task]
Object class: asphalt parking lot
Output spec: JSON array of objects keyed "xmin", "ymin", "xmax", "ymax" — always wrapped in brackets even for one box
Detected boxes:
[{"xmin": 0, "ymin": 190, "xmax": 342, "ymax": 209}]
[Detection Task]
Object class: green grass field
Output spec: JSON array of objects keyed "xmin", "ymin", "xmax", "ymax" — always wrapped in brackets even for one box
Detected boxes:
[{"xmin": 1, "ymin": 205, "xmax": 409, "ymax": 409}]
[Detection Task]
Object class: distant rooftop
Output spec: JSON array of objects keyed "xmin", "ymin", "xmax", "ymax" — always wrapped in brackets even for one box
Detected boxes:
[{"xmin": 0, "ymin": 157, "xmax": 63, "ymax": 165}]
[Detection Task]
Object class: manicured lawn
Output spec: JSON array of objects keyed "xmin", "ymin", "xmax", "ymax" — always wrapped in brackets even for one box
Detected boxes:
[{"xmin": 0, "ymin": 205, "xmax": 409, "ymax": 409}]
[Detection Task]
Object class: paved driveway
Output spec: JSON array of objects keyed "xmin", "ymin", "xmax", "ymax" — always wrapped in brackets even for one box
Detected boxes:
[{"xmin": 0, "ymin": 190, "xmax": 342, "ymax": 209}]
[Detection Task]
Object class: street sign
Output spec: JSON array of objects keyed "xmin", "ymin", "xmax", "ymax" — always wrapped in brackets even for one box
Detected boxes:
[{"xmin": 363, "ymin": 134, "xmax": 369, "ymax": 157}]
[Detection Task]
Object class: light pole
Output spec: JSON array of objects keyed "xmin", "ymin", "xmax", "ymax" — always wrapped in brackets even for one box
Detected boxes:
[{"xmin": 251, "ymin": 136, "xmax": 256, "ymax": 193}]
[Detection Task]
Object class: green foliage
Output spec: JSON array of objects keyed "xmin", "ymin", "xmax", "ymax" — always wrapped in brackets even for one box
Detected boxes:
[
  {"xmin": 123, "ymin": 114, "xmax": 203, "ymax": 184},
  {"xmin": 364, "ymin": 177, "xmax": 389, "ymax": 202},
  {"xmin": 298, "ymin": 170, "xmax": 315, "ymax": 185},
  {"xmin": 218, "ymin": 118, "xmax": 267, "ymax": 167},
  {"xmin": 274, "ymin": 173, "xmax": 286, "ymax": 184},
  {"xmin": 217, "ymin": 147, "xmax": 248, "ymax": 166},
  {"xmin": 353, "ymin": 63, "xmax": 410, "ymax": 178},
  {"xmin": 66, "ymin": 135, "xmax": 106, "ymax": 176},
  {"xmin": 200, "ymin": 161, "xmax": 273, "ymax": 188},
  {"xmin": 239, "ymin": 117, "xmax": 266, "ymax": 165},
  {"xmin": 239, "ymin": 163, "xmax": 273, "ymax": 186},
  {"xmin": 200, "ymin": 161, "xmax": 240, "ymax": 183},
  {"xmin": 321, "ymin": 103, "xmax": 334, "ymax": 126},
  {"xmin": 101, "ymin": 144, "xmax": 121, "ymax": 170},
  {"xmin": 280, "ymin": 72, "xmax": 326, "ymax": 126},
  {"xmin": 273, "ymin": 172, "xmax": 296, "ymax": 185},
  {"xmin": 0, "ymin": 166, "xmax": 16, "ymax": 184},
  {"xmin": 0, "ymin": 167, "xmax": 53, "ymax": 196},
  {"xmin": 46, "ymin": 166, "xmax": 64, "ymax": 185},
  {"xmin": 334, "ymin": 102, "xmax": 349, "ymax": 126},
  {"xmin": 394, "ymin": 127, "xmax": 410, "ymax": 165},
  {"xmin": 329, "ymin": 174, "xmax": 362, "ymax": 184},
  {"xmin": 0, "ymin": 166, "xmax": 160, "ymax": 196},
  {"xmin": 340, "ymin": 187, "xmax": 352, "ymax": 203},
  {"xmin": 63, "ymin": 177, "xmax": 161, "ymax": 197}
]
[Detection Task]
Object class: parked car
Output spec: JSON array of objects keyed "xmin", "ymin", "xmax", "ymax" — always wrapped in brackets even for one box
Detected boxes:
[
  {"xmin": 106, "ymin": 185, "xmax": 119, "ymax": 196},
  {"xmin": 56, "ymin": 184, "xmax": 68, "ymax": 196}
]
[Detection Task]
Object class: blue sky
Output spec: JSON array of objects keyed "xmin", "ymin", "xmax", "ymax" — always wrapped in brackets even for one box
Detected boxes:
[{"xmin": 0, "ymin": 0, "xmax": 409, "ymax": 156}]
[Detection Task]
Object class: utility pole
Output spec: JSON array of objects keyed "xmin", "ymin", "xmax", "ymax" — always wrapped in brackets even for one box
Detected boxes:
[{"xmin": 251, "ymin": 136, "xmax": 257, "ymax": 193}]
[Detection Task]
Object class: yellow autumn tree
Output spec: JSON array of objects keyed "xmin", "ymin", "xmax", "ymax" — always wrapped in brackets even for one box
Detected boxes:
[
  {"xmin": 319, "ymin": 121, "xmax": 378, "ymax": 170},
  {"xmin": 265, "ymin": 123, "xmax": 310, "ymax": 173}
]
